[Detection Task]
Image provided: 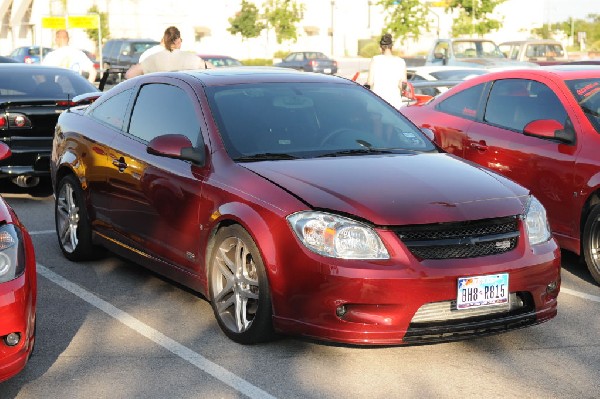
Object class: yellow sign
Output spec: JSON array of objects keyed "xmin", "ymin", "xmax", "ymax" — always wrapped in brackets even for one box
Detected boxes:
[
  {"xmin": 41, "ymin": 16, "xmax": 66, "ymax": 29},
  {"xmin": 68, "ymin": 15, "xmax": 98, "ymax": 29},
  {"xmin": 41, "ymin": 15, "xmax": 98, "ymax": 29}
]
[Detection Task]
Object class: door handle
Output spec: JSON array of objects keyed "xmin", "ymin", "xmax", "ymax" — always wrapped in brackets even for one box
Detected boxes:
[
  {"xmin": 112, "ymin": 156, "xmax": 128, "ymax": 172},
  {"xmin": 470, "ymin": 141, "xmax": 488, "ymax": 151}
]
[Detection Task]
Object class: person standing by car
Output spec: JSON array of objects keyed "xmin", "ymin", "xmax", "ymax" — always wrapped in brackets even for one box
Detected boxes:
[
  {"xmin": 42, "ymin": 29, "xmax": 97, "ymax": 83},
  {"xmin": 367, "ymin": 33, "xmax": 407, "ymax": 109},
  {"xmin": 125, "ymin": 26, "xmax": 208, "ymax": 78}
]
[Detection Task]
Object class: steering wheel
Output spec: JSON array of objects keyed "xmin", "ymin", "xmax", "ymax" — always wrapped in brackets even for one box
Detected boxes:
[{"xmin": 320, "ymin": 128, "xmax": 366, "ymax": 147}]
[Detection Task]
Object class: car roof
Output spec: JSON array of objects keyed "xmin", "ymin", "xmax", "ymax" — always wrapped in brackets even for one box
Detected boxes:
[
  {"xmin": 133, "ymin": 66, "xmax": 350, "ymax": 87},
  {"xmin": 441, "ymin": 65, "xmax": 600, "ymax": 93}
]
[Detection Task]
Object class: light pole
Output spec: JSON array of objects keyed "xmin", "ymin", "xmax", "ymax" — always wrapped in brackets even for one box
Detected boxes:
[
  {"xmin": 367, "ymin": 1, "xmax": 372, "ymax": 29},
  {"xmin": 330, "ymin": 0, "xmax": 335, "ymax": 56}
]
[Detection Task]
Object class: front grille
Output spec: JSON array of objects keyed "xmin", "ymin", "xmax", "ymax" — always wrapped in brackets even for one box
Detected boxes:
[
  {"xmin": 394, "ymin": 216, "xmax": 519, "ymax": 260},
  {"xmin": 403, "ymin": 292, "xmax": 539, "ymax": 344}
]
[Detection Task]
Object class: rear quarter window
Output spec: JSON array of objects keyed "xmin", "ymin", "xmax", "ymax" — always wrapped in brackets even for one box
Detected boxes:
[{"xmin": 436, "ymin": 84, "xmax": 485, "ymax": 120}]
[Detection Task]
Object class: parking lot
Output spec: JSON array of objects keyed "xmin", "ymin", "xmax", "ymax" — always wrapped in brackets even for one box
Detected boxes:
[{"xmin": 0, "ymin": 180, "xmax": 598, "ymax": 399}]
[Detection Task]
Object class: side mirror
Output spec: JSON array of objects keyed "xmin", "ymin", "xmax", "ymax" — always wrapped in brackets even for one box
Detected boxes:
[
  {"xmin": 523, "ymin": 119, "xmax": 574, "ymax": 144},
  {"xmin": 147, "ymin": 134, "xmax": 205, "ymax": 165}
]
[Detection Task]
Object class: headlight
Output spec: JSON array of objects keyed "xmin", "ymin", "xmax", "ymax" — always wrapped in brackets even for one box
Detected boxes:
[
  {"xmin": 0, "ymin": 224, "xmax": 25, "ymax": 283},
  {"xmin": 524, "ymin": 196, "xmax": 552, "ymax": 245},
  {"xmin": 287, "ymin": 211, "xmax": 389, "ymax": 259}
]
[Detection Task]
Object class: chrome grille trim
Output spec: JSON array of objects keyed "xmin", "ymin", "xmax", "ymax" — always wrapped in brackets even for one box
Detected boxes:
[{"xmin": 411, "ymin": 293, "xmax": 524, "ymax": 324}]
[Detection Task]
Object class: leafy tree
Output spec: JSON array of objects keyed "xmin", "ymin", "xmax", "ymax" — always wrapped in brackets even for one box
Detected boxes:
[
  {"xmin": 377, "ymin": 0, "xmax": 430, "ymax": 44},
  {"xmin": 228, "ymin": 0, "xmax": 266, "ymax": 40},
  {"xmin": 264, "ymin": 0, "xmax": 305, "ymax": 44},
  {"xmin": 445, "ymin": 0, "xmax": 506, "ymax": 37},
  {"xmin": 84, "ymin": 5, "xmax": 110, "ymax": 52}
]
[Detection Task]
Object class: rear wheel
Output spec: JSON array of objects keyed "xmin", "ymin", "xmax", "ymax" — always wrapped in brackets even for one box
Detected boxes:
[
  {"xmin": 55, "ymin": 175, "xmax": 102, "ymax": 261},
  {"xmin": 208, "ymin": 225, "xmax": 275, "ymax": 344},
  {"xmin": 582, "ymin": 205, "xmax": 600, "ymax": 284}
]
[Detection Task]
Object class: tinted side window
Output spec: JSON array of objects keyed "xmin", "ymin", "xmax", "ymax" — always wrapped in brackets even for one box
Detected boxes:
[
  {"xmin": 436, "ymin": 84, "xmax": 485, "ymax": 120},
  {"xmin": 89, "ymin": 88, "xmax": 133, "ymax": 130},
  {"xmin": 129, "ymin": 83, "xmax": 200, "ymax": 145},
  {"xmin": 484, "ymin": 79, "xmax": 567, "ymax": 131}
]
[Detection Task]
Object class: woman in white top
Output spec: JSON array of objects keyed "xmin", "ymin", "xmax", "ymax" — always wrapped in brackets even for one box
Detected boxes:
[{"xmin": 367, "ymin": 33, "xmax": 407, "ymax": 109}]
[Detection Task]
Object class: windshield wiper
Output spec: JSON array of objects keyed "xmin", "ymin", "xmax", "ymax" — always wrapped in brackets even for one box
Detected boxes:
[
  {"xmin": 316, "ymin": 148, "xmax": 396, "ymax": 158},
  {"xmin": 234, "ymin": 152, "xmax": 300, "ymax": 162}
]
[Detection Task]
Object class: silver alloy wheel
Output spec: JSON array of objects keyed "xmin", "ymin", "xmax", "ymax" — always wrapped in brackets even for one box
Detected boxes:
[
  {"xmin": 56, "ymin": 181, "xmax": 80, "ymax": 253},
  {"xmin": 211, "ymin": 236, "xmax": 260, "ymax": 333}
]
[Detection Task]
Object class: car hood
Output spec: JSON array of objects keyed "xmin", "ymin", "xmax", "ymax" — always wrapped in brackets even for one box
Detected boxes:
[{"xmin": 242, "ymin": 153, "xmax": 529, "ymax": 226}]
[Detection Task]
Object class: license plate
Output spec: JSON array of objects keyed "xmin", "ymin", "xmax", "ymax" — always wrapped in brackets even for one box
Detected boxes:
[
  {"xmin": 457, "ymin": 273, "xmax": 509, "ymax": 310},
  {"xmin": 324, "ymin": 68, "xmax": 332, "ymax": 74}
]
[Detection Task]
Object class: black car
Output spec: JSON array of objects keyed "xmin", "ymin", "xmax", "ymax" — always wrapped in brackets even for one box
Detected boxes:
[
  {"xmin": 101, "ymin": 38, "xmax": 160, "ymax": 70},
  {"xmin": 274, "ymin": 51, "xmax": 338, "ymax": 74},
  {"xmin": 0, "ymin": 64, "xmax": 97, "ymax": 187}
]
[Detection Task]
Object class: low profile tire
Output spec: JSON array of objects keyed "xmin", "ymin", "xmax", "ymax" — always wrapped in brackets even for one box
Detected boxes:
[
  {"xmin": 208, "ymin": 225, "xmax": 275, "ymax": 344},
  {"xmin": 583, "ymin": 205, "xmax": 600, "ymax": 284},
  {"xmin": 55, "ymin": 174, "xmax": 101, "ymax": 261}
]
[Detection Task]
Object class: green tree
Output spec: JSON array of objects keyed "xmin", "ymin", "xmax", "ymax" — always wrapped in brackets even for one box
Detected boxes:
[
  {"xmin": 228, "ymin": 0, "xmax": 266, "ymax": 40},
  {"xmin": 377, "ymin": 0, "xmax": 430, "ymax": 44},
  {"xmin": 84, "ymin": 5, "xmax": 110, "ymax": 53},
  {"xmin": 445, "ymin": 0, "xmax": 506, "ymax": 37},
  {"xmin": 264, "ymin": 0, "xmax": 305, "ymax": 44}
]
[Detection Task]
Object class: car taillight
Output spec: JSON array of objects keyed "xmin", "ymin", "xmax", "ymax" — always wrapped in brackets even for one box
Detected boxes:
[
  {"xmin": 56, "ymin": 100, "xmax": 77, "ymax": 107},
  {"xmin": 6, "ymin": 113, "xmax": 32, "ymax": 128},
  {"xmin": 0, "ymin": 115, "xmax": 6, "ymax": 129},
  {"xmin": 24, "ymin": 56, "xmax": 33, "ymax": 64},
  {"xmin": 309, "ymin": 60, "xmax": 317, "ymax": 67}
]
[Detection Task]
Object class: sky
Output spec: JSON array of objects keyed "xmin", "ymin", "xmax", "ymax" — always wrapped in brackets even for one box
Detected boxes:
[{"xmin": 542, "ymin": 0, "xmax": 600, "ymax": 22}]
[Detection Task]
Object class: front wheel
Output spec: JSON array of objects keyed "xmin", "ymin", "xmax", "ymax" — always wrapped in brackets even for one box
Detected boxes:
[
  {"xmin": 55, "ymin": 174, "xmax": 102, "ymax": 261},
  {"xmin": 582, "ymin": 205, "xmax": 600, "ymax": 284},
  {"xmin": 208, "ymin": 225, "xmax": 275, "ymax": 344}
]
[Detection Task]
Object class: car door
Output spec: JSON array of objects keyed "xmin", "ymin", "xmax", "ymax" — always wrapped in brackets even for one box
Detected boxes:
[
  {"xmin": 426, "ymin": 83, "xmax": 487, "ymax": 158},
  {"xmin": 464, "ymin": 77, "xmax": 579, "ymax": 239},
  {"xmin": 106, "ymin": 78, "xmax": 209, "ymax": 274}
]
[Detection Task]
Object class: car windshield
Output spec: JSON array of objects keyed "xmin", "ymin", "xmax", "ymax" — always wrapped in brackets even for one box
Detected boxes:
[
  {"xmin": 452, "ymin": 41, "xmax": 505, "ymax": 58},
  {"xmin": 206, "ymin": 82, "xmax": 437, "ymax": 161},
  {"xmin": 566, "ymin": 77, "xmax": 600, "ymax": 132},
  {"xmin": 0, "ymin": 69, "xmax": 98, "ymax": 100}
]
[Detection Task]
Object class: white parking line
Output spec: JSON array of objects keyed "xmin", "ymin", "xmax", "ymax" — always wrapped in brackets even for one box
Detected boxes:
[
  {"xmin": 561, "ymin": 287, "xmax": 600, "ymax": 303},
  {"xmin": 37, "ymin": 264, "xmax": 277, "ymax": 399},
  {"xmin": 28, "ymin": 230, "xmax": 56, "ymax": 236}
]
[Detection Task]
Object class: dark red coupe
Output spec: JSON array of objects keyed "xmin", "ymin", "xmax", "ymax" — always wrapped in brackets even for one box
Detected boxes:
[
  {"xmin": 51, "ymin": 67, "xmax": 560, "ymax": 345},
  {"xmin": 0, "ymin": 141, "xmax": 37, "ymax": 382},
  {"xmin": 401, "ymin": 65, "xmax": 600, "ymax": 284}
]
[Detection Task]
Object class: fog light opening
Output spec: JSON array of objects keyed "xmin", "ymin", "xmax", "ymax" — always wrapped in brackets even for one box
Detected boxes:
[
  {"xmin": 4, "ymin": 332, "xmax": 20, "ymax": 346},
  {"xmin": 546, "ymin": 280, "xmax": 559, "ymax": 297},
  {"xmin": 336, "ymin": 305, "xmax": 347, "ymax": 318}
]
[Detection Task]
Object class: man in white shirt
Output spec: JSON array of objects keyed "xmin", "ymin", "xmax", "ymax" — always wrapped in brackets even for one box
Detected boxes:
[
  {"xmin": 125, "ymin": 26, "xmax": 207, "ymax": 79},
  {"xmin": 42, "ymin": 29, "xmax": 97, "ymax": 83}
]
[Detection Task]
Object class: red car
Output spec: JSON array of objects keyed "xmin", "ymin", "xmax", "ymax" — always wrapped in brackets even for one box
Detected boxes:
[
  {"xmin": 51, "ymin": 68, "xmax": 559, "ymax": 345},
  {"xmin": 0, "ymin": 142, "xmax": 37, "ymax": 382},
  {"xmin": 401, "ymin": 65, "xmax": 600, "ymax": 284}
]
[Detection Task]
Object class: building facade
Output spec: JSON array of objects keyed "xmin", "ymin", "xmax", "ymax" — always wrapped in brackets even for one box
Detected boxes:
[{"xmin": 0, "ymin": 0, "xmax": 552, "ymax": 60}]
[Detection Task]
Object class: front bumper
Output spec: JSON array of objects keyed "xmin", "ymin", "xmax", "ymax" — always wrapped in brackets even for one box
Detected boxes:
[
  {"xmin": 0, "ymin": 272, "xmax": 36, "ymax": 382},
  {"xmin": 270, "ymin": 231, "xmax": 561, "ymax": 345}
]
